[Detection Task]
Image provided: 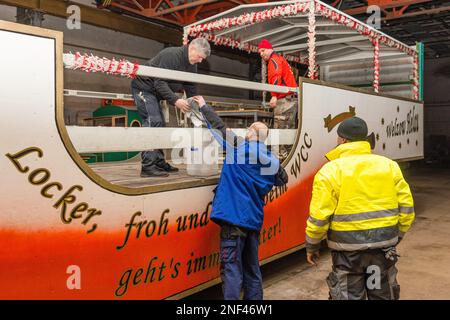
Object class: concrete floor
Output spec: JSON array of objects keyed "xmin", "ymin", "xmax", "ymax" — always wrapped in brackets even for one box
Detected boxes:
[{"xmin": 188, "ymin": 163, "xmax": 450, "ymax": 300}]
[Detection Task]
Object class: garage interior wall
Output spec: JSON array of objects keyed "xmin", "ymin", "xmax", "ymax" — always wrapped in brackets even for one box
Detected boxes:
[{"xmin": 423, "ymin": 56, "xmax": 450, "ymax": 157}]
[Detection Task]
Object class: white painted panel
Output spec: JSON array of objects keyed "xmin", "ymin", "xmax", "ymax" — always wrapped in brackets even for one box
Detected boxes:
[
  {"xmin": 299, "ymin": 81, "xmax": 423, "ymax": 168},
  {"xmin": 66, "ymin": 127, "xmax": 297, "ymax": 152}
]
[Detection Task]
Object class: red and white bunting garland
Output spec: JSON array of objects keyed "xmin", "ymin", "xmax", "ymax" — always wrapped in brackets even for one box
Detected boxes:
[
  {"xmin": 185, "ymin": 2, "xmax": 309, "ymax": 37},
  {"xmin": 193, "ymin": 32, "xmax": 309, "ymax": 65},
  {"xmin": 314, "ymin": 2, "xmax": 415, "ymax": 56},
  {"xmin": 186, "ymin": 1, "xmax": 416, "ymax": 59},
  {"xmin": 63, "ymin": 52, "xmax": 139, "ymax": 78},
  {"xmin": 184, "ymin": 1, "xmax": 310, "ymax": 65},
  {"xmin": 372, "ymin": 37, "xmax": 380, "ymax": 93},
  {"xmin": 307, "ymin": 0, "xmax": 318, "ymax": 79},
  {"xmin": 413, "ymin": 53, "xmax": 419, "ymax": 100},
  {"xmin": 194, "ymin": 32, "xmax": 257, "ymax": 53}
]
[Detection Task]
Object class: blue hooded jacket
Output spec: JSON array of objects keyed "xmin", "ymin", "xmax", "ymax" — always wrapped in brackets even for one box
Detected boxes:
[{"xmin": 200, "ymin": 104, "xmax": 288, "ymax": 231}]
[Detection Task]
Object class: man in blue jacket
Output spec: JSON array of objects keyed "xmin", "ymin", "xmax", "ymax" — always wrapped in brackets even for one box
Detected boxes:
[{"xmin": 193, "ymin": 96, "xmax": 288, "ymax": 300}]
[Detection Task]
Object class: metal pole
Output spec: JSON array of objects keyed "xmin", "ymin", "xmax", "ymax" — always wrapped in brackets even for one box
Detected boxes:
[
  {"xmin": 261, "ymin": 59, "xmax": 267, "ymax": 105},
  {"xmin": 63, "ymin": 53, "xmax": 297, "ymax": 94}
]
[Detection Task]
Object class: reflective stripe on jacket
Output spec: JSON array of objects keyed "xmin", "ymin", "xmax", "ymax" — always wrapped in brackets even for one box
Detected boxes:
[{"xmin": 306, "ymin": 141, "xmax": 415, "ymax": 252}]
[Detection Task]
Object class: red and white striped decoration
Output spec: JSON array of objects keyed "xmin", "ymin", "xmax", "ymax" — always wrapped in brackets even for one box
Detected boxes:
[
  {"xmin": 314, "ymin": 2, "xmax": 416, "ymax": 57},
  {"xmin": 193, "ymin": 32, "xmax": 309, "ymax": 65},
  {"xmin": 372, "ymin": 37, "xmax": 380, "ymax": 93},
  {"xmin": 64, "ymin": 52, "xmax": 139, "ymax": 78},
  {"xmin": 183, "ymin": 2, "xmax": 310, "ymax": 65},
  {"xmin": 413, "ymin": 53, "xmax": 419, "ymax": 100},
  {"xmin": 185, "ymin": 2, "xmax": 310, "ymax": 36},
  {"xmin": 307, "ymin": 0, "xmax": 318, "ymax": 79},
  {"xmin": 185, "ymin": 1, "xmax": 416, "ymax": 58}
]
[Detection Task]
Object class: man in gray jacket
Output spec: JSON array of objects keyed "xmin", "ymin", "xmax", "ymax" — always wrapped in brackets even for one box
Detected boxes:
[{"xmin": 131, "ymin": 38, "xmax": 211, "ymax": 177}]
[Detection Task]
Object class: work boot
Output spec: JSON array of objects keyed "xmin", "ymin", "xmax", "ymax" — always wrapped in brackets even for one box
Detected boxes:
[
  {"xmin": 140, "ymin": 167, "xmax": 169, "ymax": 178},
  {"xmin": 158, "ymin": 162, "xmax": 179, "ymax": 172}
]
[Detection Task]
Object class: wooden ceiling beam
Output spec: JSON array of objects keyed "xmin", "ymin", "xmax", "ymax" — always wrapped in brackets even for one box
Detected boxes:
[
  {"xmin": 0, "ymin": 0, "xmax": 258, "ymax": 63},
  {"xmin": 344, "ymin": 0, "xmax": 432, "ymax": 16},
  {"xmin": 0, "ymin": 0, "xmax": 182, "ymax": 44}
]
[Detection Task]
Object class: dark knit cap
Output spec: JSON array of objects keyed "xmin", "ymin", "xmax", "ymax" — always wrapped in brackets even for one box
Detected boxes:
[{"xmin": 337, "ymin": 117, "xmax": 368, "ymax": 141}]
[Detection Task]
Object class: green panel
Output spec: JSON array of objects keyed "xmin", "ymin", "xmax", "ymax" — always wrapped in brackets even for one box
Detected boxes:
[
  {"xmin": 80, "ymin": 153, "xmax": 98, "ymax": 163},
  {"xmin": 127, "ymin": 109, "xmax": 142, "ymax": 127},
  {"xmin": 127, "ymin": 151, "xmax": 140, "ymax": 158},
  {"xmin": 86, "ymin": 106, "xmax": 141, "ymax": 163},
  {"xmin": 94, "ymin": 153, "xmax": 104, "ymax": 162},
  {"xmin": 93, "ymin": 105, "xmax": 126, "ymax": 117},
  {"xmin": 103, "ymin": 152, "xmax": 128, "ymax": 162},
  {"xmin": 417, "ymin": 42, "xmax": 425, "ymax": 101}
]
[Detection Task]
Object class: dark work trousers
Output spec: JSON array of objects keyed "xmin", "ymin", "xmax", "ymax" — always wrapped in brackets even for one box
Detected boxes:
[
  {"xmin": 131, "ymin": 87, "xmax": 166, "ymax": 171},
  {"xmin": 327, "ymin": 249, "xmax": 400, "ymax": 300},
  {"xmin": 220, "ymin": 224, "xmax": 263, "ymax": 300}
]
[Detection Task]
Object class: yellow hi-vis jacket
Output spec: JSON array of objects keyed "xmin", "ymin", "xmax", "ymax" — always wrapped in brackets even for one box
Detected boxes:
[{"xmin": 306, "ymin": 141, "xmax": 415, "ymax": 252}]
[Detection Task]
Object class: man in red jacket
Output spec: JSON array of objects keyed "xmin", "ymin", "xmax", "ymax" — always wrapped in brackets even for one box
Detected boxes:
[
  {"xmin": 258, "ymin": 38, "xmax": 298, "ymax": 129},
  {"xmin": 258, "ymin": 38, "xmax": 298, "ymax": 159}
]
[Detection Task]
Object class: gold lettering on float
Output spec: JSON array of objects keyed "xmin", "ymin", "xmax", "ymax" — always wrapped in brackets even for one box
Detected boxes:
[{"xmin": 5, "ymin": 146, "xmax": 102, "ymax": 233}]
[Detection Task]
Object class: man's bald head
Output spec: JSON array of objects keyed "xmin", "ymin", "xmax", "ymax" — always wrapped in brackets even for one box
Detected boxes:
[{"xmin": 246, "ymin": 121, "xmax": 269, "ymax": 142}]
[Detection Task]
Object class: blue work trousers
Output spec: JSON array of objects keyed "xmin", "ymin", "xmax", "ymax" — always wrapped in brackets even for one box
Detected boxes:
[{"xmin": 220, "ymin": 224, "xmax": 263, "ymax": 300}]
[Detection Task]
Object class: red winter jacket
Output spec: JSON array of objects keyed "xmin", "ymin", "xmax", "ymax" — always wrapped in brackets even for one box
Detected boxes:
[{"xmin": 267, "ymin": 52, "xmax": 298, "ymax": 99}]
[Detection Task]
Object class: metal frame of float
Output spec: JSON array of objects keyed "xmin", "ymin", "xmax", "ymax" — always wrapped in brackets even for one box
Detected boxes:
[{"xmin": 184, "ymin": 0, "xmax": 423, "ymax": 100}]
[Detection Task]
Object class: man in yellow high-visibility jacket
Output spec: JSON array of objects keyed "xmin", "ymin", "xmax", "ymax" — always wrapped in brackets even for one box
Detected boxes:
[{"xmin": 306, "ymin": 116, "xmax": 415, "ymax": 300}]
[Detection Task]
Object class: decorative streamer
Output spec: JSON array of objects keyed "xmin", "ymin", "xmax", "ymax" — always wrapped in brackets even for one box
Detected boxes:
[
  {"xmin": 307, "ymin": 0, "xmax": 318, "ymax": 79},
  {"xmin": 193, "ymin": 32, "xmax": 309, "ymax": 65},
  {"xmin": 185, "ymin": 1, "xmax": 416, "ymax": 57},
  {"xmin": 63, "ymin": 52, "xmax": 139, "ymax": 78},
  {"xmin": 372, "ymin": 37, "xmax": 380, "ymax": 93},
  {"xmin": 186, "ymin": 2, "xmax": 310, "ymax": 36},
  {"xmin": 413, "ymin": 53, "xmax": 419, "ymax": 100},
  {"xmin": 314, "ymin": 2, "xmax": 415, "ymax": 56}
]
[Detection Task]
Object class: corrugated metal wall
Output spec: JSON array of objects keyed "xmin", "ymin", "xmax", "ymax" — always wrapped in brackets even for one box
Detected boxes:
[{"xmin": 321, "ymin": 55, "xmax": 415, "ymax": 99}]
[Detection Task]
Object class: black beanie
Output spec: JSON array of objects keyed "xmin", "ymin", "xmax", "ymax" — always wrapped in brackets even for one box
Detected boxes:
[{"xmin": 337, "ymin": 117, "xmax": 368, "ymax": 141}]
